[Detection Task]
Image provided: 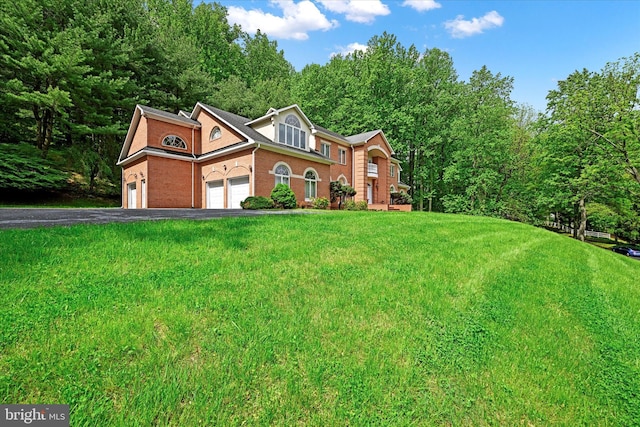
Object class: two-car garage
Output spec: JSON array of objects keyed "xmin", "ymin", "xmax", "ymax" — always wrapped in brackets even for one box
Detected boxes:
[{"xmin": 206, "ymin": 176, "xmax": 250, "ymax": 209}]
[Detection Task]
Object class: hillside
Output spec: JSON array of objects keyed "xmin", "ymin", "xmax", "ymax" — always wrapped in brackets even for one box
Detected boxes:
[{"xmin": 1, "ymin": 212, "xmax": 639, "ymax": 425}]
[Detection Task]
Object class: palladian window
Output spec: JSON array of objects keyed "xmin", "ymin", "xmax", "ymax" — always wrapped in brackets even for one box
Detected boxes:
[
  {"xmin": 278, "ymin": 114, "xmax": 306, "ymax": 149},
  {"xmin": 275, "ymin": 164, "xmax": 290, "ymax": 186},
  {"xmin": 162, "ymin": 135, "xmax": 187, "ymax": 149},
  {"xmin": 305, "ymin": 170, "xmax": 317, "ymax": 200}
]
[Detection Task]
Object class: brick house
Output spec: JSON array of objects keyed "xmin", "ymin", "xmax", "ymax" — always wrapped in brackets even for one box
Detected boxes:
[{"xmin": 117, "ymin": 103, "xmax": 409, "ymax": 209}]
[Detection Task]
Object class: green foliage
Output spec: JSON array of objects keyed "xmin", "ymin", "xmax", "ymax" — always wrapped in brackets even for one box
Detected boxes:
[
  {"xmin": 270, "ymin": 183, "xmax": 297, "ymax": 209},
  {"xmin": 343, "ymin": 200, "xmax": 357, "ymax": 211},
  {"xmin": 355, "ymin": 200, "xmax": 369, "ymax": 211},
  {"xmin": 390, "ymin": 191, "xmax": 412, "ymax": 205},
  {"xmin": 2, "ymin": 214, "xmax": 640, "ymax": 424},
  {"xmin": 0, "ymin": 143, "xmax": 69, "ymax": 192},
  {"xmin": 240, "ymin": 196, "xmax": 275, "ymax": 210},
  {"xmin": 311, "ymin": 197, "xmax": 329, "ymax": 210}
]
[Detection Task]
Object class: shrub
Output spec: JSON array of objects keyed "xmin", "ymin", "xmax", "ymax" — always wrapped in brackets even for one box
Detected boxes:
[
  {"xmin": 356, "ymin": 200, "xmax": 369, "ymax": 211},
  {"xmin": 312, "ymin": 197, "xmax": 329, "ymax": 210},
  {"xmin": 270, "ymin": 184, "xmax": 297, "ymax": 209},
  {"xmin": 390, "ymin": 191, "xmax": 413, "ymax": 205},
  {"xmin": 343, "ymin": 200, "xmax": 357, "ymax": 211},
  {"xmin": 240, "ymin": 196, "xmax": 275, "ymax": 210}
]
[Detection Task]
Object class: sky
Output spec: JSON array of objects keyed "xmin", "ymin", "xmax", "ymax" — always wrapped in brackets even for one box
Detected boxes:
[{"xmin": 212, "ymin": 0, "xmax": 640, "ymax": 112}]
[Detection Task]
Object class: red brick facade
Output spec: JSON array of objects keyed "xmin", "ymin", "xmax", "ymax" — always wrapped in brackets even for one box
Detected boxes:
[{"xmin": 119, "ymin": 103, "xmax": 408, "ymax": 210}]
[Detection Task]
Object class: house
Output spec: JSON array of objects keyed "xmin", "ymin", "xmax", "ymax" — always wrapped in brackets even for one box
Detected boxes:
[{"xmin": 117, "ymin": 103, "xmax": 410, "ymax": 210}]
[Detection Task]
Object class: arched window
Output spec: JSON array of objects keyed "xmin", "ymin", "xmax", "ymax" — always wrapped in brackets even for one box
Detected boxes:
[
  {"xmin": 390, "ymin": 185, "xmax": 396, "ymax": 194},
  {"xmin": 278, "ymin": 114, "xmax": 306, "ymax": 149},
  {"xmin": 305, "ymin": 170, "xmax": 317, "ymax": 200},
  {"xmin": 162, "ymin": 135, "xmax": 186, "ymax": 149},
  {"xmin": 210, "ymin": 126, "xmax": 221, "ymax": 140},
  {"xmin": 275, "ymin": 164, "xmax": 290, "ymax": 186}
]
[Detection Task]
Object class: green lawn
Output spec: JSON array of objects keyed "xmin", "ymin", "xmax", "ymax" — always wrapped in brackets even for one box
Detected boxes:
[{"xmin": 1, "ymin": 212, "xmax": 639, "ymax": 425}]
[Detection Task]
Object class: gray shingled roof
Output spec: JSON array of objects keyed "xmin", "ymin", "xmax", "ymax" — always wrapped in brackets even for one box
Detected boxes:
[
  {"xmin": 198, "ymin": 103, "xmax": 273, "ymax": 144},
  {"xmin": 313, "ymin": 124, "xmax": 349, "ymax": 142},
  {"xmin": 138, "ymin": 105, "xmax": 200, "ymax": 126},
  {"xmin": 346, "ymin": 130, "xmax": 382, "ymax": 144}
]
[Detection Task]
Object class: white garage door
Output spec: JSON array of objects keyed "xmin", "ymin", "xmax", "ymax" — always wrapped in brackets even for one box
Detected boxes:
[
  {"xmin": 206, "ymin": 180, "xmax": 224, "ymax": 209},
  {"xmin": 228, "ymin": 176, "xmax": 250, "ymax": 209}
]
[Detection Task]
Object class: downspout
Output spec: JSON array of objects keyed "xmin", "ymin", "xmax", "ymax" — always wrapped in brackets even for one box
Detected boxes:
[
  {"xmin": 251, "ymin": 143, "xmax": 261, "ymax": 196},
  {"xmin": 191, "ymin": 127, "xmax": 195, "ymax": 208},
  {"xmin": 351, "ymin": 145, "xmax": 355, "ymax": 188}
]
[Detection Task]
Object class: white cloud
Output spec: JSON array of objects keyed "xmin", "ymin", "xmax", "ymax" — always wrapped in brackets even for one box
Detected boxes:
[
  {"xmin": 444, "ymin": 10, "xmax": 504, "ymax": 38},
  {"xmin": 227, "ymin": 0, "xmax": 339, "ymax": 41},
  {"xmin": 330, "ymin": 42, "xmax": 368, "ymax": 58},
  {"xmin": 317, "ymin": 0, "xmax": 390, "ymax": 24},
  {"xmin": 402, "ymin": 0, "xmax": 441, "ymax": 12}
]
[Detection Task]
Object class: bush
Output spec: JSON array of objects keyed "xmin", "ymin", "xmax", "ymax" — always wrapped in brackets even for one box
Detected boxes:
[
  {"xmin": 343, "ymin": 200, "xmax": 357, "ymax": 211},
  {"xmin": 356, "ymin": 200, "xmax": 369, "ymax": 211},
  {"xmin": 270, "ymin": 184, "xmax": 297, "ymax": 209},
  {"xmin": 240, "ymin": 196, "xmax": 275, "ymax": 210},
  {"xmin": 311, "ymin": 197, "xmax": 329, "ymax": 210},
  {"xmin": 390, "ymin": 191, "xmax": 412, "ymax": 205}
]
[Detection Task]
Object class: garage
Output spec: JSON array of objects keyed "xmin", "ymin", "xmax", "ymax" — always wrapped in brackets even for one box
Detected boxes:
[
  {"xmin": 227, "ymin": 176, "xmax": 250, "ymax": 209},
  {"xmin": 206, "ymin": 180, "xmax": 224, "ymax": 209}
]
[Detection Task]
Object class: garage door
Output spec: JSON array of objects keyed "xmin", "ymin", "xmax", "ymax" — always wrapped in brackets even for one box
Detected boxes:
[
  {"xmin": 206, "ymin": 180, "xmax": 224, "ymax": 209},
  {"xmin": 228, "ymin": 176, "xmax": 250, "ymax": 209}
]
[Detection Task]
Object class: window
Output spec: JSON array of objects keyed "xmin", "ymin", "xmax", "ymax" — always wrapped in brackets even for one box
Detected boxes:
[
  {"xmin": 162, "ymin": 135, "xmax": 186, "ymax": 149},
  {"xmin": 339, "ymin": 148, "xmax": 346, "ymax": 165},
  {"xmin": 390, "ymin": 185, "xmax": 396, "ymax": 194},
  {"xmin": 278, "ymin": 114, "xmax": 306, "ymax": 149},
  {"xmin": 275, "ymin": 164, "xmax": 290, "ymax": 186},
  {"xmin": 390, "ymin": 164, "xmax": 395, "ymax": 177},
  {"xmin": 321, "ymin": 142, "xmax": 330, "ymax": 158},
  {"xmin": 305, "ymin": 170, "xmax": 317, "ymax": 200},
  {"xmin": 210, "ymin": 126, "xmax": 221, "ymax": 140}
]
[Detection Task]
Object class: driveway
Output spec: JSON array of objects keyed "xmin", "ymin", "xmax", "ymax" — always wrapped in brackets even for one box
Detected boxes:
[{"xmin": 0, "ymin": 208, "xmax": 309, "ymax": 229}]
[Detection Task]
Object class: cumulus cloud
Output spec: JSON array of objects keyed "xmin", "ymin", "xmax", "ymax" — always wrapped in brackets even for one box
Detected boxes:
[
  {"xmin": 227, "ymin": 0, "xmax": 338, "ymax": 41},
  {"xmin": 330, "ymin": 42, "xmax": 368, "ymax": 58},
  {"xmin": 401, "ymin": 0, "xmax": 441, "ymax": 12},
  {"xmin": 317, "ymin": 0, "xmax": 390, "ymax": 24},
  {"xmin": 444, "ymin": 10, "xmax": 504, "ymax": 38}
]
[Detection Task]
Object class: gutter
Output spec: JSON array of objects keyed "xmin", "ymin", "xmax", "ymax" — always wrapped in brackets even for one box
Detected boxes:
[{"xmin": 191, "ymin": 127, "xmax": 195, "ymax": 208}]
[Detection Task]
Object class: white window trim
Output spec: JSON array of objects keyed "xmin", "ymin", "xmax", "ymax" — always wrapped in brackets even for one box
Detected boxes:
[
  {"xmin": 321, "ymin": 142, "xmax": 330, "ymax": 158},
  {"xmin": 161, "ymin": 135, "xmax": 187, "ymax": 150},
  {"xmin": 210, "ymin": 126, "xmax": 222, "ymax": 141},
  {"xmin": 338, "ymin": 148, "xmax": 347, "ymax": 165},
  {"xmin": 303, "ymin": 167, "xmax": 319, "ymax": 201},
  {"xmin": 272, "ymin": 161, "xmax": 292, "ymax": 187}
]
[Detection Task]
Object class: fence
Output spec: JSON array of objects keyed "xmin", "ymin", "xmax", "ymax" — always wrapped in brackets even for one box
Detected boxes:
[{"xmin": 546, "ymin": 222, "xmax": 611, "ymax": 240}]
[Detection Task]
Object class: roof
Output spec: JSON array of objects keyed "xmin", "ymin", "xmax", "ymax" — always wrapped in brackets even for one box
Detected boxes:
[
  {"xmin": 346, "ymin": 130, "xmax": 383, "ymax": 144},
  {"xmin": 195, "ymin": 103, "xmax": 273, "ymax": 145},
  {"xmin": 313, "ymin": 124, "xmax": 349, "ymax": 143},
  {"xmin": 139, "ymin": 105, "xmax": 200, "ymax": 127}
]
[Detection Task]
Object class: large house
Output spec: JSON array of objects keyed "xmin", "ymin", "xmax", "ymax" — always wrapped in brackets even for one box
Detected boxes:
[{"xmin": 117, "ymin": 103, "xmax": 409, "ymax": 209}]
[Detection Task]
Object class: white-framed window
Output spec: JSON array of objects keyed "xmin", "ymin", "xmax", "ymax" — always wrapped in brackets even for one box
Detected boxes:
[
  {"xmin": 321, "ymin": 142, "xmax": 330, "ymax": 158},
  {"xmin": 304, "ymin": 170, "xmax": 317, "ymax": 200},
  {"xmin": 390, "ymin": 185, "xmax": 396, "ymax": 194},
  {"xmin": 390, "ymin": 164, "xmax": 395, "ymax": 177},
  {"xmin": 339, "ymin": 148, "xmax": 346, "ymax": 165},
  {"xmin": 210, "ymin": 126, "xmax": 221, "ymax": 140},
  {"xmin": 162, "ymin": 135, "xmax": 187, "ymax": 149},
  {"xmin": 278, "ymin": 114, "xmax": 306, "ymax": 149},
  {"xmin": 274, "ymin": 163, "xmax": 290, "ymax": 186}
]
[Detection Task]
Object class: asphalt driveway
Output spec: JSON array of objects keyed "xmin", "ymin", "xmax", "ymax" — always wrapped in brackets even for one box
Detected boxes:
[{"xmin": 0, "ymin": 208, "xmax": 308, "ymax": 229}]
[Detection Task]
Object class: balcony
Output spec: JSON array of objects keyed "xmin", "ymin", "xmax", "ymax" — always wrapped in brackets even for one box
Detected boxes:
[{"xmin": 367, "ymin": 163, "xmax": 378, "ymax": 177}]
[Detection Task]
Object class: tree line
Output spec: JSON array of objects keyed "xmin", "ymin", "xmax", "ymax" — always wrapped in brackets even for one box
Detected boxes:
[{"xmin": 1, "ymin": 0, "xmax": 638, "ymax": 241}]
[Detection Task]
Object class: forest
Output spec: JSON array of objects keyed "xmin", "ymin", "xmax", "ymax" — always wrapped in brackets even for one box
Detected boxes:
[{"xmin": 1, "ymin": 0, "xmax": 639, "ymax": 241}]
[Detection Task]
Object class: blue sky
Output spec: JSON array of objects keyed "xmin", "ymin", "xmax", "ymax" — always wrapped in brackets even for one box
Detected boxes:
[{"xmin": 213, "ymin": 0, "xmax": 640, "ymax": 112}]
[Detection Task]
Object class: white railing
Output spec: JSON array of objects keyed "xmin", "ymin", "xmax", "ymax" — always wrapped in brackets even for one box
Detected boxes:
[
  {"xmin": 367, "ymin": 163, "xmax": 378, "ymax": 177},
  {"xmin": 546, "ymin": 222, "xmax": 611, "ymax": 240}
]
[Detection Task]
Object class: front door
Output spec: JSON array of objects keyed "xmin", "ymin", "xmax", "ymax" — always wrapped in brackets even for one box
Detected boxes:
[{"xmin": 367, "ymin": 183, "xmax": 372, "ymax": 204}]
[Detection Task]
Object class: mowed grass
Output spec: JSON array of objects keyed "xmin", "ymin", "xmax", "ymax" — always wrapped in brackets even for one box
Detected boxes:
[{"xmin": 1, "ymin": 212, "xmax": 639, "ymax": 425}]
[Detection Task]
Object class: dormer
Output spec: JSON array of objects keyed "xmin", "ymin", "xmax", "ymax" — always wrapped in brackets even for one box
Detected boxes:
[{"xmin": 246, "ymin": 105, "xmax": 313, "ymax": 153}]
